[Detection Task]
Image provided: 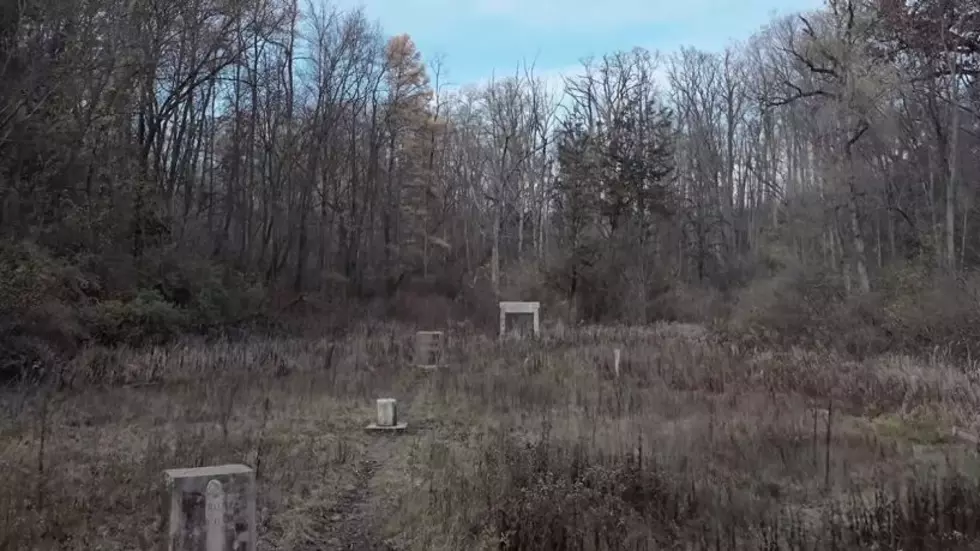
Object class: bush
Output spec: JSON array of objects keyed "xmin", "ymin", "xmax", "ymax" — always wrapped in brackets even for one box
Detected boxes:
[
  {"xmin": 0, "ymin": 238, "xmax": 270, "ymax": 378},
  {"xmin": 718, "ymin": 259, "xmax": 980, "ymax": 361},
  {"xmin": 487, "ymin": 437, "xmax": 706, "ymax": 550},
  {"xmin": 723, "ymin": 265, "xmax": 844, "ymax": 348},
  {"xmin": 0, "ymin": 240, "xmax": 64, "ymax": 316},
  {"xmin": 449, "ymin": 431, "xmax": 980, "ymax": 550},
  {"xmin": 0, "ymin": 240, "xmax": 91, "ymax": 381},
  {"xmin": 185, "ymin": 267, "xmax": 265, "ymax": 331},
  {"xmin": 649, "ymin": 282, "xmax": 726, "ymax": 323},
  {"xmin": 86, "ymin": 289, "xmax": 189, "ymax": 346},
  {"xmin": 879, "ymin": 267, "xmax": 980, "ymax": 358}
]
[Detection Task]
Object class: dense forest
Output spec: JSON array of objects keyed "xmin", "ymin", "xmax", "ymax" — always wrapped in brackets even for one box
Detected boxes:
[{"xmin": 2, "ymin": 0, "xmax": 979, "ymax": 377}]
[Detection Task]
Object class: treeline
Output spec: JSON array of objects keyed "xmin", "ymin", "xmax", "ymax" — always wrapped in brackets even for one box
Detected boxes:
[{"xmin": 1, "ymin": 0, "xmax": 979, "ymax": 372}]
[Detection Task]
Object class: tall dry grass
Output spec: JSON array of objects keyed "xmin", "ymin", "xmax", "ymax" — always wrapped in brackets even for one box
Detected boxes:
[
  {"xmin": 391, "ymin": 324, "xmax": 980, "ymax": 550},
  {"xmin": 0, "ymin": 322, "xmax": 978, "ymax": 550}
]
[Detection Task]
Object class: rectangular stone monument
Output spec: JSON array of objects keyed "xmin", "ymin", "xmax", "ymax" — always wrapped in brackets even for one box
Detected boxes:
[
  {"xmin": 414, "ymin": 331, "xmax": 445, "ymax": 369},
  {"xmin": 163, "ymin": 464, "xmax": 256, "ymax": 551},
  {"xmin": 499, "ymin": 301, "xmax": 540, "ymax": 338},
  {"xmin": 613, "ymin": 348, "xmax": 621, "ymax": 379},
  {"xmin": 366, "ymin": 398, "xmax": 407, "ymax": 432}
]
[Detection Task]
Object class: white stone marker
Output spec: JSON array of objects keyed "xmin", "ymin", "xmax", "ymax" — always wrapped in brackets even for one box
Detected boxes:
[
  {"xmin": 366, "ymin": 398, "xmax": 407, "ymax": 432},
  {"xmin": 164, "ymin": 464, "xmax": 256, "ymax": 551},
  {"xmin": 414, "ymin": 331, "xmax": 445, "ymax": 369},
  {"xmin": 499, "ymin": 301, "xmax": 540, "ymax": 338},
  {"xmin": 378, "ymin": 398, "xmax": 397, "ymax": 425},
  {"xmin": 613, "ymin": 348, "xmax": 621, "ymax": 379},
  {"xmin": 205, "ymin": 480, "xmax": 225, "ymax": 551}
]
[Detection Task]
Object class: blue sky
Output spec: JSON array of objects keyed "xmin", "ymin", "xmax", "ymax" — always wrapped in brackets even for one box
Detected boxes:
[{"xmin": 332, "ymin": 0, "xmax": 824, "ymax": 89}]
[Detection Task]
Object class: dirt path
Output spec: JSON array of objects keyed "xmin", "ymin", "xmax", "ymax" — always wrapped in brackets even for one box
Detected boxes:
[
  {"xmin": 317, "ymin": 383, "xmax": 427, "ymax": 550},
  {"xmin": 320, "ymin": 452, "xmax": 395, "ymax": 550}
]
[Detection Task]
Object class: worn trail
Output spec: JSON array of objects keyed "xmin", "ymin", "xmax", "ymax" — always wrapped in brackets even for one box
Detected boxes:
[
  {"xmin": 317, "ymin": 374, "xmax": 429, "ymax": 550},
  {"xmin": 319, "ymin": 454, "xmax": 393, "ymax": 550}
]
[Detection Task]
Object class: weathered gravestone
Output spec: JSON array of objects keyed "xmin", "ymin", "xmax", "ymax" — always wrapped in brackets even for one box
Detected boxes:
[
  {"xmin": 414, "ymin": 331, "xmax": 445, "ymax": 369},
  {"xmin": 499, "ymin": 301, "xmax": 540, "ymax": 339},
  {"xmin": 163, "ymin": 464, "xmax": 256, "ymax": 551},
  {"xmin": 366, "ymin": 398, "xmax": 407, "ymax": 432},
  {"xmin": 205, "ymin": 481, "xmax": 225, "ymax": 551}
]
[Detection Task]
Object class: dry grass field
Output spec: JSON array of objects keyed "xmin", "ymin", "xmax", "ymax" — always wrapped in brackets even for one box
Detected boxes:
[{"xmin": 1, "ymin": 322, "xmax": 979, "ymax": 550}]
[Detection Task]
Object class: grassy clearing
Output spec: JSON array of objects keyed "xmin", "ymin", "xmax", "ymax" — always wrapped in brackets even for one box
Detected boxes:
[{"xmin": 1, "ymin": 323, "xmax": 979, "ymax": 550}]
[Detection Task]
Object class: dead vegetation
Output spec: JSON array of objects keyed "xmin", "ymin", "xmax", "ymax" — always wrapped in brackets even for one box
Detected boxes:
[
  {"xmin": 0, "ymin": 317, "xmax": 977, "ymax": 550},
  {"xmin": 4, "ymin": 0, "xmax": 980, "ymax": 547}
]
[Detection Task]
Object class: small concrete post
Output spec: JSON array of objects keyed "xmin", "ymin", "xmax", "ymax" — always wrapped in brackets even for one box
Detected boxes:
[
  {"xmin": 377, "ymin": 398, "xmax": 397, "ymax": 426},
  {"xmin": 366, "ymin": 398, "xmax": 407, "ymax": 432},
  {"xmin": 613, "ymin": 348, "xmax": 621, "ymax": 379}
]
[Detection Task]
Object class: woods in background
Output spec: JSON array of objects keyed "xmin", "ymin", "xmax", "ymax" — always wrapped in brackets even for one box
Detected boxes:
[{"xmin": 1, "ymin": 0, "xmax": 979, "ymax": 372}]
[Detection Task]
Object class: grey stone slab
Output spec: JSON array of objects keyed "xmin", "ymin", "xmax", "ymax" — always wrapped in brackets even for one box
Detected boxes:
[
  {"xmin": 414, "ymin": 331, "xmax": 445, "ymax": 368},
  {"xmin": 499, "ymin": 301, "xmax": 540, "ymax": 338},
  {"xmin": 163, "ymin": 464, "xmax": 256, "ymax": 551}
]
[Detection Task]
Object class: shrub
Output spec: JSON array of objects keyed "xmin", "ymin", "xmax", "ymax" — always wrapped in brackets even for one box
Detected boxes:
[
  {"xmin": 0, "ymin": 240, "xmax": 63, "ymax": 316},
  {"xmin": 879, "ymin": 268, "xmax": 980, "ymax": 358},
  {"xmin": 86, "ymin": 289, "xmax": 189, "ymax": 346},
  {"xmin": 0, "ymin": 240, "xmax": 90, "ymax": 381},
  {"xmin": 486, "ymin": 437, "xmax": 706, "ymax": 550},
  {"xmin": 723, "ymin": 265, "xmax": 845, "ymax": 349},
  {"xmin": 187, "ymin": 269, "xmax": 265, "ymax": 331},
  {"xmin": 447, "ymin": 431, "xmax": 980, "ymax": 550},
  {"xmin": 650, "ymin": 282, "xmax": 726, "ymax": 324}
]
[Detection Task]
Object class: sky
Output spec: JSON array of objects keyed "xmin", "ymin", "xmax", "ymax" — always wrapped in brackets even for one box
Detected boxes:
[{"xmin": 331, "ymin": 0, "xmax": 825, "ymax": 91}]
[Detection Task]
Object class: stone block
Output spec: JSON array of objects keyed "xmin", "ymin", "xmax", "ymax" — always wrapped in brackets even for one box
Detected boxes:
[
  {"xmin": 499, "ymin": 301, "xmax": 540, "ymax": 338},
  {"xmin": 163, "ymin": 464, "xmax": 256, "ymax": 551},
  {"xmin": 366, "ymin": 398, "xmax": 407, "ymax": 432},
  {"xmin": 414, "ymin": 331, "xmax": 445, "ymax": 368}
]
